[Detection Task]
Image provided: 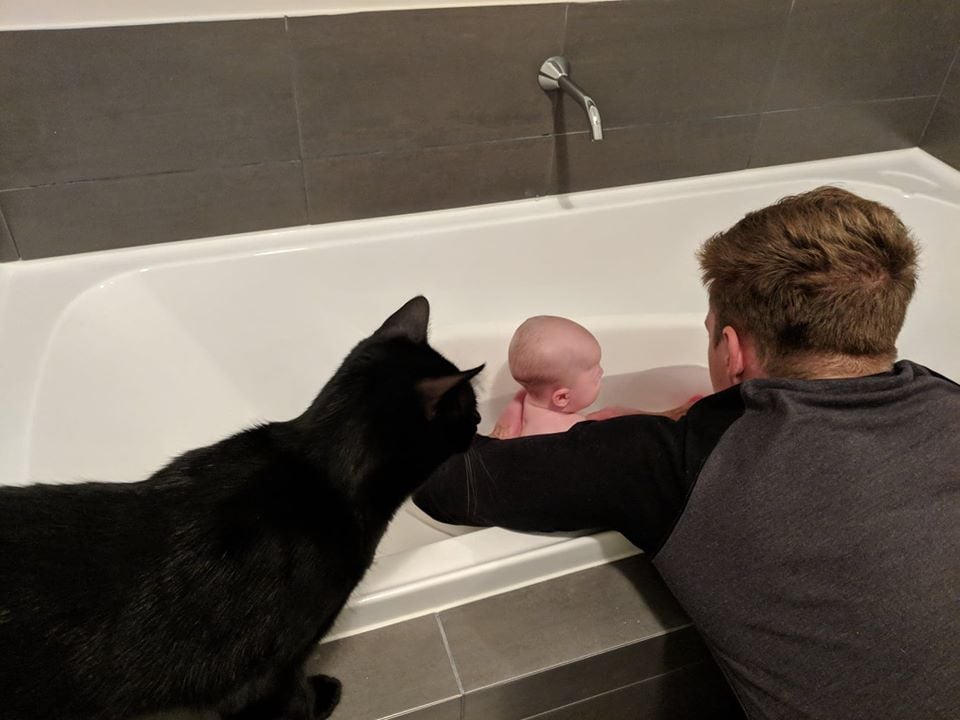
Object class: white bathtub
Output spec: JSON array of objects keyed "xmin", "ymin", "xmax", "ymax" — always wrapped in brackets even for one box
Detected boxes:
[{"xmin": 2, "ymin": 148, "xmax": 959, "ymax": 640}]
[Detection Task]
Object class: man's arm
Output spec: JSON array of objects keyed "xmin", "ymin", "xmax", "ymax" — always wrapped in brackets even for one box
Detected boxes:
[
  {"xmin": 415, "ymin": 386, "xmax": 746, "ymax": 554},
  {"xmin": 414, "ymin": 414, "xmax": 690, "ymax": 554}
]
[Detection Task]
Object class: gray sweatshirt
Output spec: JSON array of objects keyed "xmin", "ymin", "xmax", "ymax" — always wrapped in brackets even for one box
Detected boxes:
[{"xmin": 415, "ymin": 361, "xmax": 960, "ymax": 719}]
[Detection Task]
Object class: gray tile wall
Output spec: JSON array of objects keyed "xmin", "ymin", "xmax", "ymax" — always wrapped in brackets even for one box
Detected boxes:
[
  {"xmin": 2, "ymin": 0, "xmax": 959, "ymax": 260},
  {"xmin": 922, "ymin": 44, "xmax": 960, "ymax": 169},
  {"xmin": 307, "ymin": 555, "xmax": 745, "ymax": 720}
]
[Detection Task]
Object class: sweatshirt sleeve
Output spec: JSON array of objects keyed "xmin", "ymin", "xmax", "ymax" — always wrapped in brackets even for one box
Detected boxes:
[
  {"xmin": 413, "ymin": 386, "xmax": 747, "ymax": 554},
  {"xmin": 414, "ymin": 414, "xmax": 688, "ymax": 553}
]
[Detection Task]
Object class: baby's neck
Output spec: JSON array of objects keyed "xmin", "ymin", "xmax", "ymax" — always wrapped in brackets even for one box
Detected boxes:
[
  {"xmin": 521, "ymin": 394, "xmax": 585, "ymax": 436},
  {"xmin": 523, "ymin": 392, "xmax": 570, "ymax": 415}
]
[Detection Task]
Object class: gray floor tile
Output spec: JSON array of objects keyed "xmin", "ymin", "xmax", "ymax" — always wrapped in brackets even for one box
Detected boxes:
[
  {"xmin": 0, "ymin": 206, "xmax": 17, "ymax": 262},
  {"xmin": 562, "ymin": 0, "xmax": 790, "ymax": 129},
  {"xmin": 289, "ymin": 5, "xmax": 565, "ymax": 157},
  {"xmin": 304, "ymin": 137, "xmax": 552, "ymax": 223},
  {"xmin": 521, "ymin": 660, "xmax": 745, "ymax": 720},
  {"xmin": 0, "ymin": 21, "xmax": 300, "ymax": 189},
  {"xmin": 461, "ymin": 627, "xmax": 708, "ymax": 720},
  {"xmin": 766, "ymin": 0, "xmax": 960, "ymax": 109},
  {"xmin": 550, "ymin": 115, "xmax": 759, "ymax": 194},
  {"xmin": 393, "ymin": 698, "xmax": 462, "ymax": 720},
  {"xmin": 1, "ymin": 161, "xmax": 306, "ymax": 259},
  {"xmin": 750, "ymin": 97, "xmax": 936, "ymax": 168},
  {"xmin": 440, "ymin": 556, "xmax": 695, "ymax": 693},
  {"xmin": 307, "ymin": 615, "xmax": 461, "ymax": 720}
]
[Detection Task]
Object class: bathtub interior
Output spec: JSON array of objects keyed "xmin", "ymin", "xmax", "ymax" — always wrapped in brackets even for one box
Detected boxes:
[{"xmin": 2, "ymin": 149, "xmax": 960, "ymax": 637}]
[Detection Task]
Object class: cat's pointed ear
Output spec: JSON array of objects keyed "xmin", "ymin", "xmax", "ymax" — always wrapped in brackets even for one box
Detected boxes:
[
  {"xmin": 374, "ymin": 296, "xmax": 430, "ymax": 344},
  {"xmin": 416, "ymin": 364, "xmax": 485, "ymax": 420}
]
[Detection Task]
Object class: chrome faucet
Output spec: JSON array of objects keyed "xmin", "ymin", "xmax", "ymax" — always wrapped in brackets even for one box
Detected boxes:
[{"xmin": 538, "ymin": 56, "xmax": 603, "ymax": 141}]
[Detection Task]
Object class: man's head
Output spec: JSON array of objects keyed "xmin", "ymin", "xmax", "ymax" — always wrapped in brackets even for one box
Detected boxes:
[
  {"xmin": 508, "ymin": 316, "xmax": 603, "ymax": 413},
  {"xmin": 698, "ymin": 186, "xmax": 919, "ymax": 390}
]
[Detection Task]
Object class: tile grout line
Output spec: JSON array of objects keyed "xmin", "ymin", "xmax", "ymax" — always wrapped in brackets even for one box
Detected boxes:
[
  {"xmin": 283, "ymin": 15, "xmax": 312, "ymax": 224},
  {"xmin": 0, "ymin": 97, "xmax": 936, "ymax": 198},
  {"xmin": 747, "ymin": 0, "xmax": 796, "ymax": 168},
  {"xmin": 919, "ymin": 41, "xmax": 960, "ymax": 146},
  {"xmin": 435, "ymin": 614, "xmax": 466, "ymax": 720},
  {"xmin": 0, "ymin": 159, "xmax": 303, "ymax": 194},
  {"xmin": 517, "ymin": 661, "xmax": 710, "ymax": 720},
  {"xmin": 0, "ymin": 202, "xmax": 21, "ymax": 260}
]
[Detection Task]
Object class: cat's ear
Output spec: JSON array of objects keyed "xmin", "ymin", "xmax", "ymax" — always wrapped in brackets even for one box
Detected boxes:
[
  {"xmin": 416, "ymin": 365, "xmax": 485, "ymax": 420},
  {"xmin": 374, "ymin": 296, "xmax": 430, "ymax": 344}
]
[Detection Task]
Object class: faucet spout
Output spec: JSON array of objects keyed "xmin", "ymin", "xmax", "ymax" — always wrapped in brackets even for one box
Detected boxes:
[
  {"xmin": 538, "ymin": 56, "xmax": 604, "ymax": 142},
  {"xmin": 557, "ymin": 75, "xmax": 603, "ymax": 141}
]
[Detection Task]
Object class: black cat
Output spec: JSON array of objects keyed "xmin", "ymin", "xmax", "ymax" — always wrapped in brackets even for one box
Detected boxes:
[{"xmin": 0, "ymin": 296, "xmax": 482, "ymax": 720}]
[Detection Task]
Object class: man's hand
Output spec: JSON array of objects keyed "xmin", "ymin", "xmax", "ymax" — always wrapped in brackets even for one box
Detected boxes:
[{"xmin": 586, "ymin": 395, "xmax": 704, "ymax": 422}]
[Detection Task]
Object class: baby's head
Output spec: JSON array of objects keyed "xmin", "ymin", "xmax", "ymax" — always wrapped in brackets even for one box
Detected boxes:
[{"xmin": 508, "ymin": 316, "xmax": 603, "ymax": 414}]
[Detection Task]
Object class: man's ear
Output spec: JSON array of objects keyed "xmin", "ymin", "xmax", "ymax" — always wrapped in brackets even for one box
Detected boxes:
[
  {"xmin": 723, "ymin": 326, "xmax": 766, "ymax": 381},
  {"xmin": 551, "ymin": 387, "xmax": 571, "ymax": 409},
  {"xmin": 721, "ymin": 325, "xmax": 746, "ymax": 385}
]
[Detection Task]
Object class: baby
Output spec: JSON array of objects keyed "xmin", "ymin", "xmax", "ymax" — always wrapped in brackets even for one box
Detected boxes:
[{"xmin": 498, "ymin": 316, "xmax": 603, "ymax": 437}]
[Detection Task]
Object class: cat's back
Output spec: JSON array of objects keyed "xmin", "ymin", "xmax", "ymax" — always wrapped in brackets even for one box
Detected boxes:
[{"xmin": 0, "ymin": 425, "xmax": 348, "ymax": 718}]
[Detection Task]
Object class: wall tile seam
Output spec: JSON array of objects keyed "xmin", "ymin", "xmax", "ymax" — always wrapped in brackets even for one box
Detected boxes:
[
  {"xmin": 0, "ymin": 159, "xmax": 304, "ymax": 194},
  {"xmin": 1, "ymin": 90, "xmax": 928, "ymax": 198},
  {"xmin": 761, "ymin": 93, "xmax": 941, "ymax": 117},
  {"xmin": 296, "ymin": 111, "xmax": 763, "ymax": 166},
  {"xmin": 0, "ymin": 204, "xmax": 21, "ymax": 260},
  {"xmin": 296, "ymin": 95, "xmax": 940, "ymax": 164},
  {"xmin": 748, "ymin": 0, "xmax": 797, "ymax": 165},
  {"xmin": 516, "ymin": 659, "xmax": 717, "ymax": 720},
  {"xmin": 455, "ymin": 621, "xmax": 697, "ymax": 695},
  {"xmin": 283, "ymin": 15, "xmax": 311, "ymax": 224},
  {"xmin": 920, "ymin": 41, "xmax": 960, "ymax": 146},
  {"xmin": 300, "ymin": 133, "xmax": 557, "ymax": 162}
]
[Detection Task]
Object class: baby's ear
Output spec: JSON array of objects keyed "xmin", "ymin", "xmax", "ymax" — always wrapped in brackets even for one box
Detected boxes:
[{"xmin": 552, "ymin": 387, "xmax": 571, "ymax": 409}]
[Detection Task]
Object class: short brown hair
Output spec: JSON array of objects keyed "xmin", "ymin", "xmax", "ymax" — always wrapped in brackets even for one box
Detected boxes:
[{"xmin": 697, "ymin": 186, "xmax": 919, "ymax": 376}]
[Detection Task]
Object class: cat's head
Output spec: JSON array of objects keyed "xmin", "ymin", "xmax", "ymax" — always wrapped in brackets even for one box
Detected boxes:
[{"xmin": 307, "ymin": 296, "xmax": 482, "ymax": 490}]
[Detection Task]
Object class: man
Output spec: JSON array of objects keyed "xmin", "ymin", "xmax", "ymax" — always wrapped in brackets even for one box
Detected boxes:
[{"xmin": 414, "ymin": 187, "xmax": 960, "ymax": 720}]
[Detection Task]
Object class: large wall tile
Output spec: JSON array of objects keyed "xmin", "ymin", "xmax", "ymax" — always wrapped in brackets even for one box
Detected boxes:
[
  {"xmin": 0, "ymin": 162, "xmax": 306, "ymax": 259},
  {"xmin": 552, "ymin": 115, "xmax": 759, "ymax": 194},
  {"xmin": 521, "ymin": 661, "xmax": 745, "ymax": 720},
  {"xmin": 289, "ymin": 5, "xmax": 566, "ymax": 157},
  {"xmin": 0, "ymin": 21, "xmax": 300, "ymax": 189},
  {"xmin": 751, "ymin": 97, "xmax": 936, "ymax": 167},
  {"xmin": 767, "ymin": 0, "xmax": 960, "ymax": 110},
  {"xmin": 561, "ymin": 0, "xmax": 791, "ymax": 130},
  {"xmin": 922, "ymin": 49, "xmax": 960, "ymax": 169},
  {"xmin": 307, "ymin": 615, "xmax": 460, "ymax": 720},
  {"xmin": 305, "ymin": 137, "xmax": 552, "ymax": 223},
  {"xmin": 0, "ymin": 207, "xmax": 17, "ymax": 262}
]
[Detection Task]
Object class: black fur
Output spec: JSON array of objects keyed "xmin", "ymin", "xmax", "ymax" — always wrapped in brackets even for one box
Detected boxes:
[{"xmin": 0, "ymin": 296, "xmax": 482, "ymax": 720}]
